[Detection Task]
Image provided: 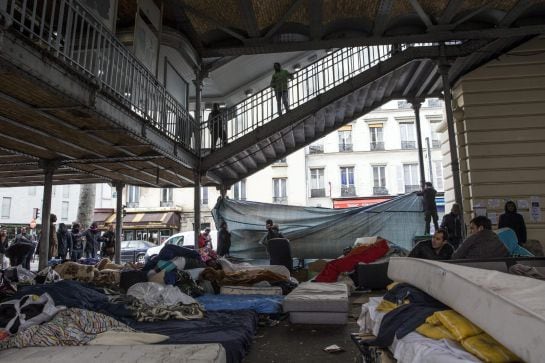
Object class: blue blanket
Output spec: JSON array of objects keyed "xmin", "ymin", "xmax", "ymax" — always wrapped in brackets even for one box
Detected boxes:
[
  {"xmin": 197, "ymin": 293, "xmax": 284, "ymax": 314},
  {"xmin": 130, "ymin": 309, "xmax": 257, "ymax": 363}
]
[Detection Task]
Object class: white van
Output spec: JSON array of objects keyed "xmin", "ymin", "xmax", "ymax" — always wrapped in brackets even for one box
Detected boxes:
[{"xmin": 144, "ymin": 230, "xmax": 217, "ymax": 261}]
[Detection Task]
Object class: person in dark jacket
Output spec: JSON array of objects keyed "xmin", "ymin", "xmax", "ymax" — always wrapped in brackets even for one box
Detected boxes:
[
  {"xmin": 409, "ymin": 229, "xmax": 454, "ymax": 260},
  {"xmin": 440, "ymin": 203, "xmax": 463, "ymax": 248},
  {"xmin": 498, "ymin": 201, "xmax": 527, "ymax": 245},
  {"xmin": 266, "ymin": 219, "xmax": 284, "ymax": 240},
  {"xmin": 0, "ymin": 228, "xmax": 9, "ymax": 268},
  {"xmin": 217, "ymin": 221, "xmax": 232, "ymax": 257},
  {"xmin": 84, "ymin": 222, "xmax": 101, "ymax": 258},
  {"xmin": 207, "ymin": 103, "xmax": 227, "ymax": 150},
  {"xmin": 70, "ymin": 223, "xmax": 84, "ymax": 261},
  {"xmin": 418, "ymin": 182, "xmax": 438, "ymax": 235},
  {"xmin": 452, "ymin": 216, "xmax": 509, "ymax": 259},
  {"xmin": 56, "ymin": 223, "xmax": 73, "ymax": 260},
  {"xmin": 99, "ymin": 224, "xmax": 116, "ymax": 260}
]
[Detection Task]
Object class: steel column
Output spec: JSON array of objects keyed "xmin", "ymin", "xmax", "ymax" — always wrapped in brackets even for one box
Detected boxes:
[
  {"xmin": 193, "ymin": 70, "xmax": 203, "ymax": 247},
  {"xmin": 114, "ymin": 183, "xmax": 124, "ymax": 264},
  {"xmin": 410, "ymin": 98, "xmax": 426, "ymax": 189},
  {"xmin": 438, "ymin": 58, "xmax": 465, "ymax": 225},
  {"xmin": 38, "ymin": 160, "xmax": 59, "ymax": 270}
]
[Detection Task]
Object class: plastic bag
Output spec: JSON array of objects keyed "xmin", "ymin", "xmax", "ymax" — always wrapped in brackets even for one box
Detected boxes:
[
  {"xmin": 0, "ymin": 293, "xmax": 66, "ymax": 334},
  {"xmin": 35, "ymin": 267, "xmax": 62, "ymax": 284},
  {"xmin": 127, "ymin": 282, "xmax": 196, "ymax": 306},
  {"xmin": 15, "ymin": 266, "xmax": 36, "ymax": 284}
]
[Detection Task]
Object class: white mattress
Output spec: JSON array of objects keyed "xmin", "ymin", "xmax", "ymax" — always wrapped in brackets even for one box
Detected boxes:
[
  {"xmin": 0, "ymin": 344, "xmax": 226, "ymax": 363},
  {"xmin": 388, "ymin": 257, "xmax": 545, "ymax": 363},
  {"xmin": 289, "ymin": 311, "xmax": 348, "ymax": 325},
  {"xmin": 220, "ymin": 285, "xmax": 283, "ymax": 296},
  {"xmin": 283, "ymin": 282, "xmax": 349, "ymax": 313}
]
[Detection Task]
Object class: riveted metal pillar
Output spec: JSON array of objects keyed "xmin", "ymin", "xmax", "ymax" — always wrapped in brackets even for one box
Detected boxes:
[
  {"xmin": 38, "ymin": 160, "xmax": 60, "ymax": 270},
  {"xmin": 438, "ymin": 56, "xmax": 465, "ymax": 229},
  {"xmin": 410, "ymin": 98, "xmax": 426, "ymax": 190},
  {"xmin": 193, "ymin": 69, "xmax": 203, "ymax": 247},
  {"xmin": 114, "ymin": 182, "xmax": 124, "ymax": 264}
]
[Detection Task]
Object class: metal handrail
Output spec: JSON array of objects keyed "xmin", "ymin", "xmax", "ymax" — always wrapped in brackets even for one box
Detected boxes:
[
  {"xmin": 4, "ymin": 0, "xmax": 198, "ymax": 151},
  {"xmin": 202, "ymin": 43, "xmax": 436, "ymax": 153}
]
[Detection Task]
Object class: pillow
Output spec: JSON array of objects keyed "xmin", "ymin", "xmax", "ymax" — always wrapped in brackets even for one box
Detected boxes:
[{"xmin": 88, "ymin": 331, "xmax": 169, "ymax": 345}]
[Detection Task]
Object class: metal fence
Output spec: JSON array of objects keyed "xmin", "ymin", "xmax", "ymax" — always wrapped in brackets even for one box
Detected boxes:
[{"xmin": 4, "ymin": 0, "xmax": 198, "ymax": 151}]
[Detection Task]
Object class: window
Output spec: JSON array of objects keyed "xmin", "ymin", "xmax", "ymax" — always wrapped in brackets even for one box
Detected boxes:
[
  {"xmin": 127, "ymin": 185, "xmax": 140, "ymax": 207},
  {"xmin": 233, "ymin": 179, "xmax": 247, "ymax": 201},
  {"xmin": 274, "ymin": 158, "xmax": 287, "ymax": 164},
  {"xmin": 403, "ymin": 164, "xmax": 420, "ymax": 192},
  {"xmin": 372, "ymin": 166, "xmax": 388, "ymax": 195},
  {"xmin": 309, "ymin": 143, "xmax": 324, "ymax": 154},
  {"xmin": 400, "ymin": 123, "xmax": 416, "ymax": 149},
  {"xmin": 430, "ymin": 122, "xmax": 441, "ymax": 148},
  {"xmin": 201, "ymin": 187, "xmax": 208, "ymax": 205},
  {"xmin": 1, "ymin": 197, "xmax": 11, "ymax": 218},
  {"xmin": 428, "ymin": 98, "xmax": 442, "ymax": 108},
  {"xmin": 310, "ymin": 168, "xmax": 325, "ymax": 197},
  {"xmin": 397, "ymin": 100, "xmax": 411, "ymax": 109},
  {"xmin": 61, "ymin": 201, "xmax": 69, "ymax": 221},
  {"xmin": 434, "ymin": 161, "xmax": 444, "ymax": 191},
  {"xmin": 164, "ymin": 60, "xmax": 188, "ymax": 108},
  {"xmin": 161, "ymin": 188, "xmax": 173, "ymax": 207},
  {"xmin": 62, "ymin": 185, "xmax": 70, "ymax": 198},
  {"xmin": 369, "ymin": 124, "xmax": 384, "ymax": 150},
  {"xmin": 272, "ymin": 178, "xmax": 287, "ymax": 203},
  {"xmin": 102, "ymin": 184, "xmax": 112, "ymax": 199},
  {"xmin": 338, "ymin": 126, "xmax": 352, "ymax": 152},
  {"xmin": 28, "ymin": 186, "xmax": 36, "ymax": 196},
  {"xmin": 340, "ymin": 167, "xmax": 355, "ymax": 196}
]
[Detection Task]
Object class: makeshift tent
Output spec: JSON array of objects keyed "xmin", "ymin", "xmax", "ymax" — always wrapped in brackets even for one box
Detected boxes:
[{"xmin": 212, "ymin": 193, "xmax": 424, "ymax": 259}]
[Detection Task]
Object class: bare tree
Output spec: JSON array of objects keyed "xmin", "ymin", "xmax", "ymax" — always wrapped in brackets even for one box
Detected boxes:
[{"xmin": 77, "ymin": 183, "xmax": 96, "ymax": 229}]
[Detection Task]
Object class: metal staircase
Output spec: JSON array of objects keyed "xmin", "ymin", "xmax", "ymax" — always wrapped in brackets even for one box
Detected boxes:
[{"xmin": 200, "ymin": 43, "xmax": 475, "ymax": 186}]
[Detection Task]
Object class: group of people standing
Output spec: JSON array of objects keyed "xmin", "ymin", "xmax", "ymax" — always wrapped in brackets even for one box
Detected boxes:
[{"xmin": 0, "ymin": 219, "xmax": 117, "ymax": 270}]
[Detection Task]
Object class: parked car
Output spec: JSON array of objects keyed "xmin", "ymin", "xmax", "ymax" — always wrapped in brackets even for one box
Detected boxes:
[
  {"xmin": 145, "ymin": 230, "xmax": 217, "ymax": 261},
  {"xmin": 120, "ymin": 240, "xmax": 156, "ymax": 264}
]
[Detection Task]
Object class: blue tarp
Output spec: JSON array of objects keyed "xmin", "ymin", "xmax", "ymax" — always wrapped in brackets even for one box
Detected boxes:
[
  {"xmin": 212, "ymin": 193, "xmax": 425, "ymax": 259},
  {"xmin": 197, "ymin": 294, "xmax": 284, "ymax": 314}
]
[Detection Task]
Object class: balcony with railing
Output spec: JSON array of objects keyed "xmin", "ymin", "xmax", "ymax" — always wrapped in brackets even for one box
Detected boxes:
[
  {"xmin": 273, "ymin": 196, "xmax": 288, "ymax": 204},
  {"xmin": 309, "ymin": 145, "xmax": 324, "ymax": 154},
  {"xmin": 339, "ymin": 143, "xmax": 353, "ymax": 152},
  {"xmin": 5, "ymin": 0, "xmax": 198, "ymax": 152},
  {"xmin": 341, "ymin": 185, "xmax": 356, "ymax": 197},
  {"xmin": 310, "ymin": 188, "xmax": 326, "ymax": 198},
  {"xmin": 370, "ymin": 142, "xmax": 385, "ymax": 151},
  {"xmin": 432, "ymin": 139, "xmax": 441, "ymax": 148},
  {"xmin": 404, "ymin": 185, "xmax": 421, "ymax": 193},
  {"xmin": 373, "ymin": 186, "xmax": 389, "ymax": 195},
  {"xmin": 401, "ymin": 141, "xmax": 416, "ymax": 149},
  {"xmin": 160, "ymin": 201, "xmax": 174, "ymax": 207}
]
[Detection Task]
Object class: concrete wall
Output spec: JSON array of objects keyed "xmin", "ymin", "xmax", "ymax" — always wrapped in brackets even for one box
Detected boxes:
[{"xmin": 450, "ymin": 35, "xmax": 545, "ymax": 243}]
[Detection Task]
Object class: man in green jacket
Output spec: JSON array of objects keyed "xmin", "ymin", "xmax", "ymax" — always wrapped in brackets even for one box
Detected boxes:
[{"xmin": 270, "ymin": 63, "xmax": 293, "ymax": 116}]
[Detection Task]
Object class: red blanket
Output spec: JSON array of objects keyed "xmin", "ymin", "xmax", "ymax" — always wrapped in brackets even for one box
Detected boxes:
[{"xmin": 314, "ymin": 238, "xmax": 390, "ymax": 282}]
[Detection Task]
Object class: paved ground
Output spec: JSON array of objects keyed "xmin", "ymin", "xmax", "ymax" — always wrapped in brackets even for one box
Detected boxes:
[{"xmin": 243, "ymin": 291, "xmax": 383, "ymax": 363}]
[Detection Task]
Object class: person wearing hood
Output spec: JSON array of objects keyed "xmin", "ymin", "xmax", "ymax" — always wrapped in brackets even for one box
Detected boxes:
[
  {"xmin": 84, "ymin": 222, "xmax": 101, "ymax": 258},
  {"xmin": 70, "ymin": 223, "xmax": 84, "ymax": 261},
  {"xmin": 498, "ymin": 201, "xmax": 527, "ymax": 245},
  {"xmin": 56, "ymin": 223, "xmax": 73, "ymax": 260}
]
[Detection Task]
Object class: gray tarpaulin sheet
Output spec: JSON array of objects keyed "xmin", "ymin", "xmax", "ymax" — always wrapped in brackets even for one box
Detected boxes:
[{"xmin": 212, "ymin": 193, "xmax": 424, "ymax": 259}]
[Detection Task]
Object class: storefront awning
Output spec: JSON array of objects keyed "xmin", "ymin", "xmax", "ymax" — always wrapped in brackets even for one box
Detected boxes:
[{"xmin": 93, "ymin": 209, "xmax": 180, "ymax": 230}]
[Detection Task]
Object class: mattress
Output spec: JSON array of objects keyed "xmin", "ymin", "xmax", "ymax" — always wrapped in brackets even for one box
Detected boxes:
[
  {"xmin": 196, "ymin": 294, "xmax": 284, "ymax": 314},
  {"xmin": 283, "ymin": 282, "xmax": 349, "ymax": 313},
  {"xmin": 130, "ymin": 310, "xmax": 257, "ymax": 363},
  {"xmin": 220, "ymin": 285, "xmax": 283, "ymax": 296},
  {"xmin": 289, "ymin": 311, "xmax": 348, "ymax": 325},
  {"xmin": 388, "ymin": 257, "xmax": 545, "ymax": 363},
  {"xmin": 0, "ymin": 344, "xmax": 226, "ymax": 363}
]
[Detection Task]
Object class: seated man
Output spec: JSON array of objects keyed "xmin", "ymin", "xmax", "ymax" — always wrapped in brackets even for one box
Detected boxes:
[
  {"xmin": 452, "ymin": 216, "xmax": 509, "ymax": 259},
  {"xmin": 409, "ymin": 229, "xmax": 453, "ymax": 260}
]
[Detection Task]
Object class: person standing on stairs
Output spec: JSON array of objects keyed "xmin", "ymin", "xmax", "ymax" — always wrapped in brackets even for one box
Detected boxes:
[{"xmin": 270, "ymin": 62, "xmax": 293, "ymax": 116}]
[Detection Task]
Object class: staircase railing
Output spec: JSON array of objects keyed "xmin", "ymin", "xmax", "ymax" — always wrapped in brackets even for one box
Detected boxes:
[
  {"xmin": 3, "ymin": 0, "xmax": 198, "ymax": 151},
  {"xmin": 202, "ymin": 43, "xmax": 436, "ymax": 152}
]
